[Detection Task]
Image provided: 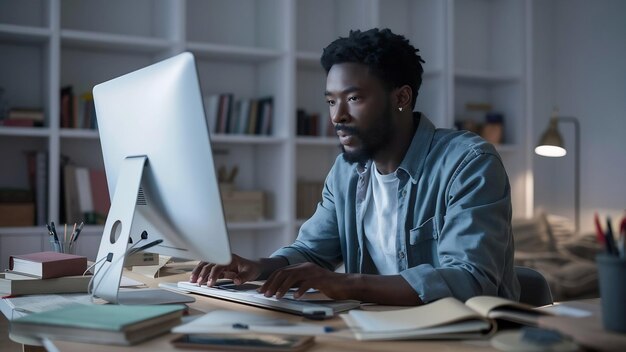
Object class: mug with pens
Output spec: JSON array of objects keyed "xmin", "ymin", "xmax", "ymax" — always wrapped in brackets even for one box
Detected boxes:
[
  {"xmin": 46, "ymin": 221, "xmax": 84, "ymax": 254},
  {"xmin": 594, "ymin": 211, "xmax": 626, "ymax": 333}
]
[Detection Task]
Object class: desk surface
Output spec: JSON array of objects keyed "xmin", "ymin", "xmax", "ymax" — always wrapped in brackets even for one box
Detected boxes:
[
  {"xmin": 43, "ymin": 270, "xmax": 500, "ymax": 352},
  {"xmin": 4, "ymin": 270, "xmax": 623, "ymax": 352}
]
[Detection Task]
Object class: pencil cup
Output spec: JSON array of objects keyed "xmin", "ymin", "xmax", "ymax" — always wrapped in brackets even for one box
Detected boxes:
[
  {"xmin": 596, "ymin": 253, "xmax": 626, "ymax": 333},
  {"xmin": 49, "ymin": 237, "xmax": 76, "ymax": 255}
]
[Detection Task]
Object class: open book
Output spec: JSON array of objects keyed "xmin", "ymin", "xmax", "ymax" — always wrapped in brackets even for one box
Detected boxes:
[{"xmin": 341, "ymin": 296, "xmax": 553, "ymax": 341}]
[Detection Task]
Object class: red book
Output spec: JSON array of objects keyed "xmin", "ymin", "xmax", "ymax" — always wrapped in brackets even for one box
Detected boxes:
[
  {"xmin": 90, "ymin": 169, "xmax": 110, "ymax": 218},
  {"xmin": 9, "ymin": 251, "xmax": 87, "ymax": 279}
]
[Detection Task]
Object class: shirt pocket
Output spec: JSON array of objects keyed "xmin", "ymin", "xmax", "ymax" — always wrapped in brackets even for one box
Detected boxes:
[{"xmin": 408, "ymin": 216, "xmax": 440, "ymax": 265}]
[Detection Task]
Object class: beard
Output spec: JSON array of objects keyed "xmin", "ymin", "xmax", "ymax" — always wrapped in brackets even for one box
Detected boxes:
[{"xmin": 337, "ymin": 100, "xmax": 395, "ymax": 166}]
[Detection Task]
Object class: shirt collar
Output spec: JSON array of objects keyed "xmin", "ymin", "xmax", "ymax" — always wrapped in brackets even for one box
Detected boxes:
[{"xmin": 398, "ymin": 112, "xmax": 435, "ymax": 183}]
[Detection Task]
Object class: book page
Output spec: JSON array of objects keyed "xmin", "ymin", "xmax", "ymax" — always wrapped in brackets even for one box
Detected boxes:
[
  {"xmin": 345, "ymin": 297, "xmax": 483, "ymax": 332},
  {"xmin": 465, "ymin": 296, "xmax": 547, "ymax": 317}
]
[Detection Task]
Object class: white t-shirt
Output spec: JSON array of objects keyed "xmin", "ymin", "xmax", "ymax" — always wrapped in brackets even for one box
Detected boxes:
[{"xmin": 363, "ymin": 165, "xmax": 400, "ymax": 275}]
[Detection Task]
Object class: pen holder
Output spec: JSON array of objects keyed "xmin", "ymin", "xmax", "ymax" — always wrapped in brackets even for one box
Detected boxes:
[
  {"xmin": 49, "ymin": 237, "xmax": 76, "ymax": 255},
  {"xmin": 596, "ymin": 253, "xmax": 626, "ymax": 333}
]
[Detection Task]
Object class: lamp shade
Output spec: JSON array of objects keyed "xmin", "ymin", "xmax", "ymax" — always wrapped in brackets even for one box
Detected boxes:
[{"xmin": 535, "ymin": 119, "xmax": 566, "ymax": 157}]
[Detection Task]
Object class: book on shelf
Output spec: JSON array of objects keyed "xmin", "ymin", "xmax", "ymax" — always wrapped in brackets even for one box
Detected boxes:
[
  {"xmin": 0, "ymin": 188, "xmax": 35, "ymax": 226},
  {"xmin": 0, "ymin": 272, "xmax": 91, "ymax": 296},
  {"xmin": 59, "ymin": 86, "xmax": 97, "ymax": 130},
  {"xmin": 8, "ymin": 251, "xmax": 87, "ymax": 279},
  {"xmin": 61, "ymin": 162, "xmax": 110, "ymax": 224},
  {"xmin": 0, "ymin": 202, "xmax": 34, "ymax": 227},
  {"xmin": 25, "ymin": 151, "xmax": 48, "ymax": 226},
  {"xmin": 204, "ymin": 94, "xmax": 273, "ymax": 135},
  {"xmin": 297, "ymin": 108, "xmax": 332, "ymax": 137},
  {"xmin": 0, "ymin": 108, "xmax": 45, "ymax": 127},
  {"xmin": 9, "ymin": 304, "xmax": 186, "ymax": 346},
  {"xmin": 341, "ymin": 296, "xmax": 553, "ymax": 341},
  {"xmin": 296, "ymin": 180, "xmax": 323, "ymax": 219}
]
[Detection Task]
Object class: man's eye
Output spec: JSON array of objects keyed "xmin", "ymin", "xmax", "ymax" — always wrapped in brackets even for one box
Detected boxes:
[
  {"xmin": 348, "ymin": 96, "xmax": 360, "ymax": 102},
  {"xmin": 326, "ymin": 100, "xmax": 335, "ymax": 106}
]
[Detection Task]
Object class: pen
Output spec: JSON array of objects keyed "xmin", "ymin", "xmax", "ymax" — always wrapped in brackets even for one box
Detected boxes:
[
  {"xmin": 50, "ymin": 222, "xmax": 59, "ymax": 243},
  {"xmin": 69, "ymin": 223, "xmax": 77, "ymax": 242},
  {"xmin": 72, "ymin": 222, "xmax": 84, "ymax": 243},
  {"xmin": 606, "ymin": 216, "xmax": 618, "ymax": 256},
  {"xmin": 594, "ymin": 213, "xmax": 605, "ymax": 246},
  {"xmin": 232, "ymin": 322, "xmax": 336, "ymax": 333},
  {"xmin": 619, "ymin": 215, "xmax": 626, "ymax": 258}
]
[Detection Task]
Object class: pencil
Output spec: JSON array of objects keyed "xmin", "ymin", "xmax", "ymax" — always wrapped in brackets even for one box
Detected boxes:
[
  {"xmin": 64, "ymin": 223, "xmax": 68, "ymax": 244},
  {"xmin": 70, "ymin": 223, "xmax": 77, "ymax": 242}
]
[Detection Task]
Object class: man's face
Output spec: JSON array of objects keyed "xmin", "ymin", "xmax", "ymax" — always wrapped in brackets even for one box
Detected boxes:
[{"xmin": 325, "ymin": 63, "xmax": 394, "ymax": 165}]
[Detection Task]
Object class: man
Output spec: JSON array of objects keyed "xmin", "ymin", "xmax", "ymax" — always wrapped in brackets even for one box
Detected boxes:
[{"xmin": 191, "ymin": 28, "xmax": 520, "ymax": 305}]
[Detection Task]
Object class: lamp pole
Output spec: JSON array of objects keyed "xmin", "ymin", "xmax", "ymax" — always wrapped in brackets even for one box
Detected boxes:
[{"xmin": 555, "ymin": 117, "xmax": 580, "ymax": 232}]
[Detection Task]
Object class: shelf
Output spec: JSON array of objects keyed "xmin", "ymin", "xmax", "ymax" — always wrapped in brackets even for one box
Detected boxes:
[
  {"xmin": 0, "ymin": 24, "xmax": 50, "ymax": 43},
  {"xmin": 210, "ymin": 134, "xmax": 286, "ymax": 145},
  {"xmin": 60, "ymin": 129, "xmax": 99, "ymax": 139},
  {"xmin": 295, "ymin": 136, "xmax": 338, "ymax": 146},
  {"xmin": 0, "ymin": 226, "xmax": 48, "ymax": 236},
  {"xmin": 61, "ymin": 29, "xmax": 172, "ymax": 53},
  {"xmin": 227, "ymin": 220, "xmax": 286, "ymax": 232},
  {"xmin": 454, "ymin": 69, "xmax": 521, "ymax": 84},
  {"xmin": 187, "ymin": 42, "xmax": 282, "ymax": 63},
  {"xmin": 0, "ymin": 127, "xmax": 50, "ymax": 137}
]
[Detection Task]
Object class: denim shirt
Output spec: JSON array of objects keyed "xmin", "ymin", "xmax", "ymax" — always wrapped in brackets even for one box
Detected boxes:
[{"xmin": 272, "ymin": 114, "xmax": 520, "ymax": 303}]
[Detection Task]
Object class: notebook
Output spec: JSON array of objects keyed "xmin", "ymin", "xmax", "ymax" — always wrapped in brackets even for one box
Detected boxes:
[{"xmin": 171, "ymin": 281, "xmax": 360, "ymax": 318}]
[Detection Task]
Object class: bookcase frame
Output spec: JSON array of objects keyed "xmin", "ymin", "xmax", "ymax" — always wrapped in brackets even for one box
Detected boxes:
[{"xmin": 0, "ymin": 0, "xmax": 533, "ymax": 269}]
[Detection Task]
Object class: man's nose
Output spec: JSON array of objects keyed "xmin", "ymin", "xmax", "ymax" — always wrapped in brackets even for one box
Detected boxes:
[{"xmin": 331, "ymin": 101, "xmax": 349, "ymax": 124}]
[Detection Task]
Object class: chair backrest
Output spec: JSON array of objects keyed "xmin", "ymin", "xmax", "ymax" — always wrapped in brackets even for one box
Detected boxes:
[{"xmin": 515, "ymin": 266, "xmax": 553, "ymax": 306}]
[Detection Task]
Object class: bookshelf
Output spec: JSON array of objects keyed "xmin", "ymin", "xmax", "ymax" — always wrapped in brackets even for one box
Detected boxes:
[{"xmin": 0, "ymin": 0, "xmax": 533, "ymax": 269}]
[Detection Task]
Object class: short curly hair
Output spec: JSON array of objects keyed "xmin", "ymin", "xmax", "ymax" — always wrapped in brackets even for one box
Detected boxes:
[{"xmin": 321, "ymin": 28, "xmax": 425, "ymax": 109}]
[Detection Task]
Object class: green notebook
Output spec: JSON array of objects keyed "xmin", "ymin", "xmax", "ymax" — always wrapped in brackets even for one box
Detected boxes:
[{"xmin": 10, "ymin": 304, "xmax": 186, "ymax": 345}]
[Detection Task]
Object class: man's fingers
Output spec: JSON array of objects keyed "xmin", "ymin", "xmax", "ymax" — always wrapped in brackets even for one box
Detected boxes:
[
  {"xmin": 189, "ymin": 261, "xmax": 207, "ymax": 282},
  {"xmin": 208, "ymin": 264, "xmax": 228, "ymax": 286}
]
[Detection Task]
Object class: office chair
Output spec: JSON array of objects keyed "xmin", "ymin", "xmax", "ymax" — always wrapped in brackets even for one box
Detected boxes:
[{"xmin": 515, "ymin": 266, "xmax": 554, "ymax": 306}]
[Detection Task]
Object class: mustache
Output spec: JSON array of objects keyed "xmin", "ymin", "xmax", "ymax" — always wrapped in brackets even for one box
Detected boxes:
[{"xmin": 335, "ymin": 124, "xmax": 359, "ymax": 135}]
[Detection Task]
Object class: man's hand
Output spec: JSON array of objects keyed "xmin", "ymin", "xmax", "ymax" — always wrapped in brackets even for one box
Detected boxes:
[
  {"xmin": 258, "ymin": 262, "xmax": 423, "ymax": 305},
  {"xmin": 189, "ymin": 255, "xmax": 288, "ymax": 286},
  {"xmin": 259, "ymin": 262, "xmax": 355, "ymax": 300}
]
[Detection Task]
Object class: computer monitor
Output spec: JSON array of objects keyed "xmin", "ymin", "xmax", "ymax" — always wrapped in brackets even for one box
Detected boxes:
[{"xmin": 91, "ymin": 52, "xmax": 232, "ymax": 304}]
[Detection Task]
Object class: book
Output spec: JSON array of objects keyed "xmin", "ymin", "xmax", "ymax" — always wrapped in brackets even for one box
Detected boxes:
[
  {"xmin": 89, "ymin": 168, "xmax": 110, "ymax": 222},
  {"xmin": 0, "ymin": 203, "xmax": 35, "ymax": 227},
  {"xmin": 35, "ymin": 151, "xmax": 48, "ymax": 226},
  {"xmin": 0, "ymin": 272, "xmax": 90, "ymax": 296},
  {"xmin": 341, "ymin": 296, "xmax": 553, "ymax": 341},
  {"xmin": 9, "ymin": 304, "xmax": 186, "ymax": 345},
  {"xmin": 9, "ymin": 251, "xmax": 87, "ymax": 279}
]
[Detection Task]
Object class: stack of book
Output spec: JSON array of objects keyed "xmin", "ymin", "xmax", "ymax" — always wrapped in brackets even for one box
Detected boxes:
[
  {"xmin": 2, "ymin": 252, "xmax": 90, "ymax": 296},
  {"xmin": 0, "ymin": 108, "xmax": 45, "ymax": 127},
  {"xmin": 10, "ymin": 304, "xmax": 186, "ymax": 345}
]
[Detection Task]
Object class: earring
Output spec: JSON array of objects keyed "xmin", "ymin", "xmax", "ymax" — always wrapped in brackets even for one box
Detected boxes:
[{"xmin": 398, "ymin": 107, "xmax": 403, "ymax": 112}]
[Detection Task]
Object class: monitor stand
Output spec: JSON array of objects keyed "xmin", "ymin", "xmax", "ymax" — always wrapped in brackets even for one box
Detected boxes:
[{"xmin": 92, "ymin": 156, "xmax": 193, "ymax": 304}]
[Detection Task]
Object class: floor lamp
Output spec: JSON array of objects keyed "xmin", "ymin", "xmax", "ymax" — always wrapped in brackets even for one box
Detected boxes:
[{"xmin": 534, "ymin": 110, "xmax": 580, "ymax": 232}]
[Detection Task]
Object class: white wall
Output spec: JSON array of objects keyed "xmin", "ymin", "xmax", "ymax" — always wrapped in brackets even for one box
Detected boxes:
[{"xmin": 533, "ymin": 0, "xmax": 626, "ymax": 233}]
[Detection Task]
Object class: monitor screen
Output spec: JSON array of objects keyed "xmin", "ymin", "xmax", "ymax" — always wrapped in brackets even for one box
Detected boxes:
[{"xmin": 91, "ymin": 52, "xmax": 231, "ymax": 303}]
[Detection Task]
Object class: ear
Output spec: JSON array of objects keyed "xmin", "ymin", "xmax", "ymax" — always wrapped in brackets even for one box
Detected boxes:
[{"xmin": 393, "ymin": 85, "xmax": 413, "ymax": 111}]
